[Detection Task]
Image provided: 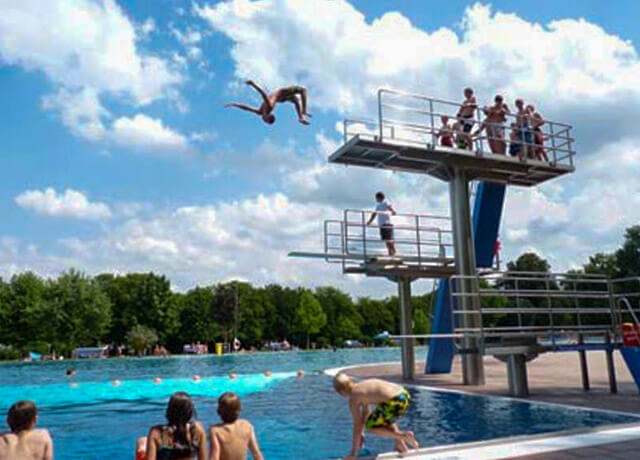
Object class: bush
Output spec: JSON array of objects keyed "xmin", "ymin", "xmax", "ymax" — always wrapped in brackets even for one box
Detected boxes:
[
  {"xmin": 126, "ymin": 325, "xmax": 158, "ymax": 356},
  {"xmin": 0, "ymin": 344, "xmax": 22, "ymax": 360}
]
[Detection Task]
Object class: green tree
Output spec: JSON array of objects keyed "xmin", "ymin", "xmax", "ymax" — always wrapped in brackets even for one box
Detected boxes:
[
  {"xmin": 47, "ymin": 270, "xmax": 112, "ymax": 354},
  {"xmin": 295, "ymin": 291, "xmax": 327, "ymax": 348},
  {"xmin": 126, "ymin": 325, "xmax": 158, "ymax": 356},
  {"xmin": 616, "ymin": 226, "xmax": 640, "ymax": 278},
  {"xmin": 584, "ymin": 253, "xmax": 617, "ymax": 277},
  {"xmin": 315, "ymin": 287, "xmax": 362, "ymax": 345},
  {"xmin": 3, "ymin": 272, "xmax": 48, "ymax": 349}
]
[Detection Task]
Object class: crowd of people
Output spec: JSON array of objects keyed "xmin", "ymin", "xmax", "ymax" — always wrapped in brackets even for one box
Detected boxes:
[
  {"xmin": 1, "ymin": 373, "xmax": 416, "ymax": 460},
  {"xmin": 436, "ymin": 88, "xmax": 550, "ymax": 163}
]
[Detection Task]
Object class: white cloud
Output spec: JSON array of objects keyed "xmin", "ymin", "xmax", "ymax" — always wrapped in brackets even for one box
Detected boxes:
[
  {"xmin": 198, "ymin": 1, "xmax": 640, "ymax": 150},
  {"xmin": 0, "ymin": 0, "xmax": 183, "ymax": 144},
  {"xmin": 111, "ymin": 114, "xmax": 189, "ymax": 153},
  {"xmin": 41, "ymin": 87, "xmax": 108, "ymax": 141},
  {"xmin": 15, "ymin": 188, "xmax": 112, "ymax": 220},
  {"xmin": 140, "ymin": 18, "xmax": 156, "ymax": 36}
]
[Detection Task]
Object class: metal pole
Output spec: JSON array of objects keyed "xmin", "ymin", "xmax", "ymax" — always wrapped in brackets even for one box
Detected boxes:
[
  {"xmin": 605, "ymin": 331, "xmax": 617, "ymax": 394},
  {"xmin": 398, "ymin": 277, "xmax": 415, "ymax": 380},
  {"xmin": 378, "ymin": 90, "xmax": 384, "ymax": 142},
  {"xmin": 578, "ymin": 333, "xmax": 590, "ymax": 391},
  {"xmin": 449, "ymin": 168, "xmax": 484, "ymax": 385}
]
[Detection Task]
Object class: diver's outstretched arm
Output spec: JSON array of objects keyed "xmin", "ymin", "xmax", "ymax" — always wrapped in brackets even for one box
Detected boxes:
[{"xmin": 225, "ymin": 102, "xmax": 262, "ymax": 115}]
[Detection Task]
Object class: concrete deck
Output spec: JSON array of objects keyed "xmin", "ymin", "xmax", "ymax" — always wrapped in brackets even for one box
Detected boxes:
[{"xmin": 343, "ymin": 351, "xmax": 640, "ymax": 459}]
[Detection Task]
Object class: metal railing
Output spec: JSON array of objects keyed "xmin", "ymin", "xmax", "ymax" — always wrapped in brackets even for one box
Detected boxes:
[
  {"xmin": 322, "ymin": 209, "xmax": 454, "ymax": 272},
  {"xmin": 447, "ymin": 272, "xmax": 640, "ymax": 352},
  {"xmin": 342, "ymin": 89, "xmax": 576, "ymax": 168}
]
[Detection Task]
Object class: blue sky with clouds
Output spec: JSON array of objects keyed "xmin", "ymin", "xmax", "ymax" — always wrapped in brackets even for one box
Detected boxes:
[{"xmin": 1, "ymin": 0, "xmax": 640, "ymax": 296}]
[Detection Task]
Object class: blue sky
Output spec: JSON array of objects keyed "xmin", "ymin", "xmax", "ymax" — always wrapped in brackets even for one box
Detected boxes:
[{"xmin": 1, "ymin": 0, "xmax": 640, "ymax": 296}]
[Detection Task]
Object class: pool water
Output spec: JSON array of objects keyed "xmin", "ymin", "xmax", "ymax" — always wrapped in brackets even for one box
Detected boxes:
[{"xmin": 0, "ymin": 348, "xmax": 637, "ymax": 459}]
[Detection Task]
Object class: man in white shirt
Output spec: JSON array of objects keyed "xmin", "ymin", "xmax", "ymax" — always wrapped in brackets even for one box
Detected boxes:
[{"xmin": 366, "ymin": 192, "xmax": 397, "ymax": 256}]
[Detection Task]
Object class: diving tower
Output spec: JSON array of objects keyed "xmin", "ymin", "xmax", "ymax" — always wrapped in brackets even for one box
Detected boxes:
[{"xmin": 290, "ymin": 88, "xmax": 576, "ymax": 384}]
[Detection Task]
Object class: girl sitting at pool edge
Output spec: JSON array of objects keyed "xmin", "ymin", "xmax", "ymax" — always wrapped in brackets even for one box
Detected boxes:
[
  {"xmin": 136, "ymin": 392, "xmax": 206, "ymax": 460},
  {"xmin": 333, "ymin": 373, "xmax": 418, "ymax": 459}
]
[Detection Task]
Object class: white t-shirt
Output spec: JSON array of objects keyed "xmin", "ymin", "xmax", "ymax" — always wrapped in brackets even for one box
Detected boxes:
[{"xmin": 375, "ymin": 200, "xmax": 393, "ymax": 226}]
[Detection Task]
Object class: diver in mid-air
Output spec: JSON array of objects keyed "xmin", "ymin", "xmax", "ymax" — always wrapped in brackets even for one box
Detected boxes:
[{"xmin": 225, "ymin": 80, "xmax": 311, "ymax": 125}]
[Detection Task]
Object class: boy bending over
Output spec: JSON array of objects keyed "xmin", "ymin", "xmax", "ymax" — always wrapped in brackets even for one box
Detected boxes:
[
  {"xmin": 209, "ymin": 392, "xmax": 263, "ymax": 460},
  {"xmin": 333, "ymin": 373, "xmax": 418, "ymax": 459}
]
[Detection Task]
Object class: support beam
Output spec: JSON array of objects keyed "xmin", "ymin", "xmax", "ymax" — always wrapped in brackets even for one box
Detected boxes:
[
  {"xmin": 506, "ymin": 354, "xmax": 529, "ymax": 397},
  {"xmin": 578, "ymin": 334, "xmax": 590, "ymax": 391},
  {"xmin": 398, "ymin": 277, "xmax": 415, "ymax": 380},
  {"xmin": 605, "ymin": 332, "xmax": 617, "ymax": 394},
  {"xmin": 449, "ymin": 168, "xmax": 484, "ymax": 385}
]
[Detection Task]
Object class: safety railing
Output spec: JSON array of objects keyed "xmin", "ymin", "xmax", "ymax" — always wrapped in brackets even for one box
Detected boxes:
[
  {"xmin": 448, "ymin": 272, "xmax": 630, "ymax": 351},
  {"xmin": 342, "ymin": 89, "xmax": 576, "ymax": 168},
  {"xmin": 322, "ymin": 209, "xmax": 454, "ymax": 272}
]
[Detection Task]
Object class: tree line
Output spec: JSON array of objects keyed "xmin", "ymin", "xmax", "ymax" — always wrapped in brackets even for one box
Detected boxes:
[{"xmin": 1, "ymin": 225, "xmax": 639, "ymax": 360}]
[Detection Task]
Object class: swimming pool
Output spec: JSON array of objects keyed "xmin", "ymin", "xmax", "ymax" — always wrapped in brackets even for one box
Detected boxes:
[{"xmin": 0, "ymin": 348, "xmax": 637, "ymax": 459}]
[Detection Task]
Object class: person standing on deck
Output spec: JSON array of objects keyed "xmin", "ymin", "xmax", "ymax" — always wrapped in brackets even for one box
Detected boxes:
[{"xmin": 366, "ymin": 192, "xmax": 397, "ymax": 256}]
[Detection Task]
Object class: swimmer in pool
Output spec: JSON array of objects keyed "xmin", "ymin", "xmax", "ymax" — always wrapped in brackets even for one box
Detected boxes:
[
  {"xmin": 263, "ymin": 371, "xmax": 272, "ymax": 377},
  {"xmin": 333, "ymin": 373, "xmax": 418, "ymax": 459},
  {"xmin": 153, "ymin": 377, "xmax": 162, "ymax": 384},
  {"xmin": 228, "ymin": 373, "xmax": 238, "ymax": 380},
  {"xmin": 65, "ymin": 368, "xmax": 76, "ymax": 377},
  {"xmin": 112, "ymin": 379, "xmax": 122, "ymax": 387},
  {"xmin": 192, "ymin": 375, "xmax": 201, "ymax": 382},
  {"xmin": 225, "ymin": 80, "xmax": 311, "ymax": 125},
  {"xmin": 296, "ymin": 370, "xmax": 305, "ymax": 378}
]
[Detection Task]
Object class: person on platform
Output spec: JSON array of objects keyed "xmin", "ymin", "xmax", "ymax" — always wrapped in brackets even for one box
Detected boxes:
[
  {"xmin": 209, "ymin": 392, "xmax": 264, "ymax": 460},
  {"xmin": 366, "ymin": 192, "xmax": 397, "ymax": 256},
  {"xmin": 456, "ymin": 87, "xmax": 478, "ymax": 135},
  {"xmin": 514, "ymin": 98, "xmax": 532, "ymax": 159},
  {"xmin": 135, "ymin": 392, "xmax": 207, "ymax": 460},
  {"xmin": 332, "ymin": 373, "xmax": 418, "ymax": 459},
  {"xmin": 0, "ymin": 401, "xmax": 53, "ymax": 460},
  {"xmin": 436, "ymin": 116, "xmax": 454, "ymax": 148},
  {"xmin": 473, "ymin": 95, "xmax": 510, "ymax": 154},
  {"xmin": 225, "ymin": 80, "xmax": 311, "ymax": 125},
  {"xmin": 527, "ymin": 104, "xmax": 549, "ymax": 162}
]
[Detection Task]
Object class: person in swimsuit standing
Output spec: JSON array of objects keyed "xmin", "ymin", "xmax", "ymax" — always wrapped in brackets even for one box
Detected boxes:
[
  {"xmin": 473, "ymin": 95, "xmax": 510, "ymax": 154},
  {"xmin": 333, "ymin": 373, "xmax": 418, "ymax": 460},
  {"xmin": 456, "ymin": 87, "xmax": 478, "ymax": 135},
  {"xmin": 225, "ymin": 80, "xmax": 311, "ymax": 125},
  {"xmin": 527, "ymin": 104, "xmax": 549, "ymax": 162},
  {"xmin": 135, "ymin": 392, "xmax": 207, "ymax": 460},
  {"xmin": 514, "ymin": 98, "xmax": 532, "ymax": 160}
]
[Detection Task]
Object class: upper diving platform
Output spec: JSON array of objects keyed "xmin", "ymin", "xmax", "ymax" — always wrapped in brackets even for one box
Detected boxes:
[{"xmin": 330, "ymin": 90, "xmax": 576, "ymax": 187}]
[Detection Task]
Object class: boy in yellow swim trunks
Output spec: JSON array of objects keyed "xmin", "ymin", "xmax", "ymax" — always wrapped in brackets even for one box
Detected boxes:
[{"xmin": 333, "ymin": 373, "xmax": 418, "ymax": 459}]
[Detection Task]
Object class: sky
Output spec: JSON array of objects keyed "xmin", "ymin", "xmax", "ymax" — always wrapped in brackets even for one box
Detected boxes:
[{"xmin": 1, "ymin": 0, "xmax": 639, "ymax": 298}]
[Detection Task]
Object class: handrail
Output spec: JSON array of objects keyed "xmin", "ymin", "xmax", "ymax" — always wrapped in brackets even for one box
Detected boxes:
[{"xmin": 349, "ymin": 88, "xmax": 579, "ymax": 168}]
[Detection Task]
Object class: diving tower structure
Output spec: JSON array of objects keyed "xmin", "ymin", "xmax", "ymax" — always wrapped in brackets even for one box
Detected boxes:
[{"xmin": 290, "ymin": 88, "xmax": 576, "ymax": 385}]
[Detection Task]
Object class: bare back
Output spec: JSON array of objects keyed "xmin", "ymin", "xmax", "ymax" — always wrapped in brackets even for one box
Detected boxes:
[
  {"xmin": 350, "ymin": 378, "xmax": 404, "ymax": 406},
  {"xmin": 0, "ymin": 429, "xmax": 52, "ymax": 460},
  {"xmin": 210, "ymin": 420, "xmax": 262, "ymax": 460}
]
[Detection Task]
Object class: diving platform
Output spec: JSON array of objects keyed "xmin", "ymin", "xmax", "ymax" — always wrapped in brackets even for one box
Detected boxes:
[
  {"xmin": 288, "ymin": 209, "xmax": 455, "ymax": 280},
  {"xmin": 330, "ymin": 135, "xmax": 573, "ymax": 186},
  {"xmin": 333, "ymin": 89, "xmax": 575, "ymax": 187}
]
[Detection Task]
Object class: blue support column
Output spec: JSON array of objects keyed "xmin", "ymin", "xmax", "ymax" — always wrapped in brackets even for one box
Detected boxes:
[{"xmin": 426, "ymin": 182, "xmax": 506, "ymax": 374}]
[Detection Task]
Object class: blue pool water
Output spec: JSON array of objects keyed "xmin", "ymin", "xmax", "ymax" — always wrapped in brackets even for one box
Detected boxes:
[{"xmin": 0, "ymin": 348, "xmax": 637, "ymax": 459}]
